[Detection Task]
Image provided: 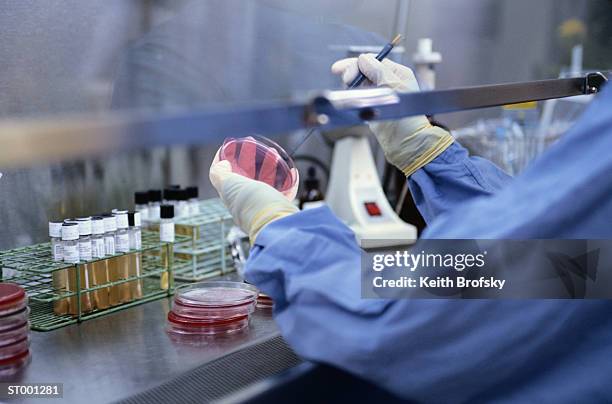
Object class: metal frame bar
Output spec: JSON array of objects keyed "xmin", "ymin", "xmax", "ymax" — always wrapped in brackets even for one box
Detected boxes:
[{"xmin": 0, "ymin": 72, "xmax": 606, "ymax": 169}]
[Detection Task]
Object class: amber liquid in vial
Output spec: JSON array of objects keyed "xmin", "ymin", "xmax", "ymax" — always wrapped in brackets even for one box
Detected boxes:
[
  {"xmin": 52, "ymin": 269, "xmax": 70, "ymax": 315},
  {"xmin": 91, "ymin": 260, "xmax": 110, "ymax": 309},
  {"xmin": 107, "ymin": 257, "xmax": 122, "ymax": 306},
  {"xmin": 160, "ymin": 244, "xmax": 173, "ymax": 290},
  {"xmin": 67, "ymin": 264, "xmax": 94, "ymax": 317},
  {"xmin": 129, "ymin": 251, "xmax": 143, "ymax": 299}
]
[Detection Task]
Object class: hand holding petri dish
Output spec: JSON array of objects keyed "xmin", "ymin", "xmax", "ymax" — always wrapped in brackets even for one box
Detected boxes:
[{"xmin": 215, "ymin": 136, "xmax": 299, "ymax": 200}]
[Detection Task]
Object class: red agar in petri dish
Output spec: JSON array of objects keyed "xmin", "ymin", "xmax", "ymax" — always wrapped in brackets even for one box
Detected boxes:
[
  {"xmin": 218, "ymin": 136, "xmax": 299, "ymax": 199},
  {"xmin": 167, "ymin": 312, "xmax": 249, "ymax": 336},
  {"xmin": 0, "ymin": 284, "xmax": 27, "ymax": 317},
  {"xmin": 167, "ymin": 281, "xmax": 258, "ymax": 337}
]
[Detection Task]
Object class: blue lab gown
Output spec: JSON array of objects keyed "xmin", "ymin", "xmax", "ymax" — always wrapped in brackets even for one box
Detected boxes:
[{"xmin": 245, "ymin": 84, "xmax": 612, "ymax": 402}]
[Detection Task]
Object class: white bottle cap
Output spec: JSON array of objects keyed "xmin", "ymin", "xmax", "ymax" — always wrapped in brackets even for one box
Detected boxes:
[
  {"xmin": 49, "ymin": 221, "xmax": 62, "ymax": 238},
  {"xmin": 61, "ymin": 223, "xmax": 80, "ymax": 241},
  {"xmin": 103, "ymin": 215, "xmax": 117, "ymax": 232},
  {"xmin": 91, "ymin": 217, "xmax": 105, "ymax": 235},
  {"xmin": 77, "ymin": 217, "xmax": 92, "ymax": 236},
  {"xmin": 114, "ymin": 210, "xmax": 129, "ymax": 229}
]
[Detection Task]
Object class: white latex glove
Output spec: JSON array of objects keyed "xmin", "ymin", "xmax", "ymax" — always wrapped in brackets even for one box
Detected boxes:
[
  {"xmin": 209, "ymin": 152, "xmax": 298, "ymax": 243},
  {"xmin": 331, "ymin": 54, "xmax": 454, "ymax": 176}
]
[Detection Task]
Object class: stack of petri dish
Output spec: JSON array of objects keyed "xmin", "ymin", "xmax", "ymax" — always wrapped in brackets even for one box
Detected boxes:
[
  {"xmin": 167, "ymin": 281, "xmax": 258, "ymax": 336},
  {"xmin": 0, "ymin": 283, "xmax": 31, "ymax": 377},
  {"xmin": 256, "ymin": 293, "xmax": 273, "ymax": 309}
]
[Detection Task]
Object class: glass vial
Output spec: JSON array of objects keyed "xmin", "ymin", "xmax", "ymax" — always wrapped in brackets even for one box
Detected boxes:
[
  {"xmin": 114, "ymin": 210, "xmax": 132, "ymax": 303},
  {"xmin": 128, "ymin": 211, "xmax": 143, "ymax": 300},
  {"xmin": 175, "ymin": 189, "xmax": 189, "ymax": 219},
  {"xmin": 91, "ymin": 216, "xmax": 110, "ymax": 309},
  {"xmin": 148, "ymin": 189, "xmax": 162, "ymax": 231},
  {"xmin": 76, "ymin": 217, "xmax": 94, "ymax": 315},
  {"xmin": 186, "ymin": 186, "xmax": 200, "ymax": 216},
  {"xmin": 134, "ymin": 191, "xmax": 150, "ymax": 229},
  {"xmin": 61, "ymin": 222, "xmax": 79, "ymax": 316},
  {"xmin": 50, "ymin": 221, "xmax": 67, "ymax": 315},
  {"xmin": 103, "ymin": 214, "xmax": 121, "ymax": 306},
  {"xmin": 159, "ymin": 205, "xmax": 175, "ymax": 290},
  {"xmin": 49, "ymin": 221, "xmax": 63, "ymax": 261}
]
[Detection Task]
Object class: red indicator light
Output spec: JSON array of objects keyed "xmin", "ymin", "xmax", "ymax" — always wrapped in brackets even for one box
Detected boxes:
[{"xmin": 364, "ymin": 202, "xmax": 382, "ymax": 216}]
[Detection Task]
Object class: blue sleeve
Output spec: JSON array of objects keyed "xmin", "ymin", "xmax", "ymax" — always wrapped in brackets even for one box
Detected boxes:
[
  {"xmin": 408, "ymin": 141, "xmax": 512, "ymax": 223},
  {"xmin": 246, "ymin": 208, "xmax": 612, "ymax": 402},
  {"xmin": 245, "ymin": 86, "xmax": 612, "ymax": 401}
]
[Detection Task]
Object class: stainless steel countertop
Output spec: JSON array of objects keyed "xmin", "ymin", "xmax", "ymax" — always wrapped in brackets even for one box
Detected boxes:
[{"xmin": 10, "ymin": 296, "xmax": 279, "ymax": 403}]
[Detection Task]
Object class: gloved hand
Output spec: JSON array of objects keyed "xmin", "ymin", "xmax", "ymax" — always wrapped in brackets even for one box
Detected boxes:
[
  {"xmin": 209, "ymin": 151, "xmax": 299, "ymax": 243},
  {"xmin": 331, "ymin": 54, "xmax": 454, "ymax": 176}
]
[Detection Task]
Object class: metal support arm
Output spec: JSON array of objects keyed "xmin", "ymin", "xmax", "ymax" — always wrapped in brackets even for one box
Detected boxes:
[{"xmin": 0, "ymin": 72, "xmax": 607, "ymax": 168}]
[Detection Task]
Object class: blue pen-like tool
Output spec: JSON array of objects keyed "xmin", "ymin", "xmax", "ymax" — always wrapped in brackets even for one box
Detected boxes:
[
  {"xmin": 347, "ymin": 34, "xmax": 402, "ymax": 88},
  {"xmin": 289, "ymin": 34, "xmax": 402, "ymax": 157}
]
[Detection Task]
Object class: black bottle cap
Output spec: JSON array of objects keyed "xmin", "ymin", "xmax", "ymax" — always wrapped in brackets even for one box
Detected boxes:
[
  {"xmin": 134, "ymin": 191, "xmax": 149, "ymax": 205},
  {"xmin": 160, "ymin": 204, "xmax": 174, "ymax": 219},
  {"xmin": 163, "ymin": 188, "xmax": 178, "ymax": 200},
  {"xmin": 186, "ymin": 186, "xmax": 199, "ymax": 199},
  {"xmin": 148, "ymin": 189, "xmax": 162, "ymax": 202},
  {"xmin": 127, "ymin": 211, "xmax": 136, "ymax": 227},
  {"xmin": 176, "ymin": 189, "xmax": 189, "ymax": 201}
]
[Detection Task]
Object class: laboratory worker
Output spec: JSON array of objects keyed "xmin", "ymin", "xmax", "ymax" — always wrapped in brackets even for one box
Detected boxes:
[{"xmin": 210, "ymin": 54, "xmax": 612, "ymax": 402}]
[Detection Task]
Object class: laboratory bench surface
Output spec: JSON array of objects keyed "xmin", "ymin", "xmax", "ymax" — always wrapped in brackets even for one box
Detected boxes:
[{"xmin": 8, "ymin": 295, "xmax": 292, "ymax": 403}]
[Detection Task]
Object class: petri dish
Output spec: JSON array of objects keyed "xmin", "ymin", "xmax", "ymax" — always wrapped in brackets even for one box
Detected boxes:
[
  {"xmin": 0, "ymin": 350, "xmax": 31, "ymax": 379},
  {"xmin": 0, "ymin": 337, "xmax": 29, "ymax": 361},
  {"xmin": 218, "ymin": 136, "xmax": 299, "ymax": 199},
  {"xmin": 257, "ymin": 293, "xmax": 273, "ymax": 309},
  {"xmin": 0, "ymin": 322, "xmax": 29, "ymax": 348},
  {"xmin": 172, "ymin": 298, "xmax": 255, "ymax": 320},
  {"xmin": 174, "ymin": 281, "xmax": 258, "ymax": 309},
  {"xmin": 0, "ymin": 284, "xmax": 27, "ymax": 317},
  {"xmin": 0, "ymin": 308, "xmax": 29, "ymax": 333},
  {"xmin": 167, "ymin": 312, "xmax": 249, "ymax": 336}
]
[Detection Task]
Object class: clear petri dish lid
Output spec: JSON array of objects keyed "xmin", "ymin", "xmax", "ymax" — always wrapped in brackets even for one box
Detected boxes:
[
  {"xmin": 218, "ymin": 136, "xmax": 299, "ymax": 200},
  {"xmin": 174, "ymin": 281, "xmax": 258, "ymax": 308}
]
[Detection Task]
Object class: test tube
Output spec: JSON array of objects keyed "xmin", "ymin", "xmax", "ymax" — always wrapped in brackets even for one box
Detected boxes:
[
  {"xmin": 75, "ymin": 217, "xmax": 94, "ymax": 314},
  {"xmin": 90, "ymin": 216, "xmax": 110, "ymax": 309},
  {"xmin": 128, "ymin": 211, "xmax": 143, "ymax": 300},
  {"xmin": 159, "ymin": 205, "xmax": 175, "ymax": 290},
  {"xmin": 113, "ymin": 210, "xmax": 132, "ymax": 303},
  {"xmin": 61, "ymin": 222, "xmax": 80, "ymax": 316},
  {"xmin": 103, "ymin": 214, "xmax": 121, "ymax": 306},
  {"xmin": 50, "ymin": 221, "xmax": 68, "ymax": 315}
]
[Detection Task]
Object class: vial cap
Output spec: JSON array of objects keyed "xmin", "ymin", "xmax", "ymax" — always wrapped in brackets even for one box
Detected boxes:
[
  {"xmin": 135, "ymin": 191, "xmax": 149, "ymax": 205},
  {"xmin": 91, "ymin": 216, "xmax": 105, "ymax": 235},
  {"xmin": 77, "ymin": 217, "xmax": 92, "ymax": 236},
  {"xmin": 160, "ymin": 204, "xmax": 174, "ymax": 219},
  {"xmin": 61, "ymin": 223, "xmax": 80, "ymax": 241},
  {"xmin": 176, "ymin": 189, "xmax": 189, "ymax": 201},
  {"xmin": 186, "ymin": 186, "xmax": 199, "ymax": 199},
  {"xmin": 48, "ymin": 221, "xmax": 63, "ymax": 238},
  {"xmin": 114, "ymin": 211, "xmax": 129, "ymax": 229},
  {"xmin": 127, "ymin": 211, "xmax": 141, "ymax": 227},
  {"xmin": 148, "ymin": 189, "xmax": 162, "ymax": 202},
  {"xmin": 103, "ymin": 214, "xmax": 117, "ymax": 232},
  {"xmin": 163, "ymin": 188, "xmax": 177, "ymax": 201}
]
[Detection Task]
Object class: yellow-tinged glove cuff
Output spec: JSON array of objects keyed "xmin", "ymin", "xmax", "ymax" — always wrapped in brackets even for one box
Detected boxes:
[
  {"xmin": 249, "ymin": 202, "xmax": 299, "ymax": 244},
  {"xmin": 399, "ymin": 126, "xmax": 455, "ymax": 176}
]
